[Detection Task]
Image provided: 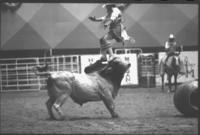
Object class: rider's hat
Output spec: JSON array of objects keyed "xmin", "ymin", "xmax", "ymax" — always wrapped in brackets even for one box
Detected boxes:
[
  {"xmin": 102, "ymin": 3, "xmax": 116, "ymax": 8},
  {"xmin": 169, "ymin": 34, "xmax": 175, "ymax": 39},
  {"xmin": 168, "ymin": 34, "xmax": 175, "ymax": 42}
]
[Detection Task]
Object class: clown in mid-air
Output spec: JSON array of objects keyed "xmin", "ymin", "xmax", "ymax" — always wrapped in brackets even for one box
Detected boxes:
[{"xmin": 88, "ymin": 3, "xmax": 135, "ymax": 63}]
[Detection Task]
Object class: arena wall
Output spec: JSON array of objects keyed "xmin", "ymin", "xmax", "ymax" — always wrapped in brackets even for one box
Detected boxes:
[{"xmin": 1, "ymin": 3, "xmax": 198, "ymax": 52}]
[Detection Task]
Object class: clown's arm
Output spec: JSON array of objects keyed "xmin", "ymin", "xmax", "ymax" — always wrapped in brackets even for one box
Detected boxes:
[{"xmin": 88, "ymin": 16, "xmax": 106, "ymax": 22}]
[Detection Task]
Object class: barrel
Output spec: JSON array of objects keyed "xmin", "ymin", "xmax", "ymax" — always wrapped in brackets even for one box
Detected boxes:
[{"xmin": 173, "ymin": 80, "xmax": 198, "ymax": 117}]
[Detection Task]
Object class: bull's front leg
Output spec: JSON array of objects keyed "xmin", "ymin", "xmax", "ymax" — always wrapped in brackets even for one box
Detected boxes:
[{"xmin": 99, "ymin": 91, "xmax": 119, "ymax": 118}]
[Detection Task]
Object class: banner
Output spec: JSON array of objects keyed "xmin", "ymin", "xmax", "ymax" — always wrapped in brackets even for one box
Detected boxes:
[
  {"xmin": 157, "ymin": 51, "xmax": 198, "ymax": 85},
  {"xmin": 80, "ymin": 54, "xmax": 139, "ymax": 86}
]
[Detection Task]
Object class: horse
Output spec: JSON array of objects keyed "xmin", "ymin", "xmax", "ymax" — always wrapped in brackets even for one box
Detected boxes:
[{"xmin": 159, "ymin": 55, "xmax": 182, "ymax": 92}]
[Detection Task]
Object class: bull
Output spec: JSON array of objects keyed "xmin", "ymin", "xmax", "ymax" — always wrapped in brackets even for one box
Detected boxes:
[{"xmin": 35, "ymin": 57, "xmax": 130, "ymax": 120}]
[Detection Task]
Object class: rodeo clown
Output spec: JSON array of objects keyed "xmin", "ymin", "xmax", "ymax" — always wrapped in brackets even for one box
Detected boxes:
[
  {"xmin": 164, "ymin": 34, "xmax": 185, "ymax": 74},
  {"xmin": 88, "ymin": 3, "xmax": 135, "ymax": 62}
]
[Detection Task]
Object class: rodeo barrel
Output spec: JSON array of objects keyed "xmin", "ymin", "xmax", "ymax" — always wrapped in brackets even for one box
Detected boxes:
[{"xmin": 173, "ymin": 80, "xmax": 199, "ymax": 117}]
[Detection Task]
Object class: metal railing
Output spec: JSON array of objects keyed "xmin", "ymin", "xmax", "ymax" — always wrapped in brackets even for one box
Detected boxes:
[
  {"xmin": 115, "ymin": 48, "xmax": 143, "ymax": 55},
  {"xmin": 0, "ymin": 55, "xmax": 79, "ymax": 92}
]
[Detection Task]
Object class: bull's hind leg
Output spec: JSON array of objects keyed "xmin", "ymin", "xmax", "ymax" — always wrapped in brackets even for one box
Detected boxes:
[
  {"xmin": 46, "ymin": 98, "xmax": 56, "ymax": 120},
  {"xmin": 52, "ymin": 94, "xmax": 68, "ymax": 120}
]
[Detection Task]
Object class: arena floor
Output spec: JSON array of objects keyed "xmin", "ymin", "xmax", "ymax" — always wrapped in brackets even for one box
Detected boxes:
[{"xmin": 0, "ymin": 87, "xmax": 198, "ymax": 134}]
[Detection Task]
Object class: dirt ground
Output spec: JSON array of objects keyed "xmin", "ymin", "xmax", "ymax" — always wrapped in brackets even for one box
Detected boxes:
[{"xmin": 0, "ymin": 87, "xmax": 198, "ymax": 134}]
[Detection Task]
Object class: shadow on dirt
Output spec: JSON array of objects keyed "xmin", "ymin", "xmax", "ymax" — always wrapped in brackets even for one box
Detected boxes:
[
  {"xmin": 68, "ymin": 116, "xmax": 112, "ymax": 121},
  {"xmin": 173, "ymin": 114, "xmax": 197, "ymax": 118},
  {"xmin": 44, "ymin": 116, "xmax": 121, "ymax": 121}
]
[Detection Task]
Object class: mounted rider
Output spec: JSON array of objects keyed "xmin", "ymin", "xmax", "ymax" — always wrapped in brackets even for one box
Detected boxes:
[
  {"xmin": 164, "ymin": 34, "xmax": 180, "ymax": 64},
  {"xmin": 163, "ymin": 34, "xmax": 185, "ymax": 74}
]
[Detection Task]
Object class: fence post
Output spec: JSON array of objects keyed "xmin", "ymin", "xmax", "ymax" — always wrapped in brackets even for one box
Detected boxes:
[
  {"xmin": 70, "ymin": 56, "xmax": 73, "ymax": 72},
  {"xmin": 62, "ymin": 55, "xmax": 65, "ymax": 71},
  {"xmin": 0, "ymin": 67, "xmax": 2, "ymax": 92},
  {"xmin": 6, "ymin": 64, "xmax": 8, "ymax": 86},
  {"xmin": 16, "ymin": 59, "xmax": 19, "ymax": 90},
  {"xmin": 36, "ymin": 58, "xmax": 41, "ymax": 90}
]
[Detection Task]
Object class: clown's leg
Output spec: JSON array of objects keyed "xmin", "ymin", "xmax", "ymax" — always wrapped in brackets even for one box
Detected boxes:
[
  {"xmin": 100, "ymin": 49, "xmax": 108, "ymax": 61},
  {"xmin": 100, "ymin": 34, "xmax": 115, "ymax": 61},
  {"xmin": 121, "ymin": 28, "xmax": 135, "ymax": 45},
  {"xmin": 107, "ymin": 48, "xmax": 115, "ymax": 60}
]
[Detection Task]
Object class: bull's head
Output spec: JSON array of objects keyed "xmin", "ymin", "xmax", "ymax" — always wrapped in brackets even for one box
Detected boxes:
[
  {"xmin": 100, "ymin": 57, "xmax": 131, "ymax": 78},
  {"xmin": 99, "ymin": 56, "xmax": 131, "ymax": 92}
]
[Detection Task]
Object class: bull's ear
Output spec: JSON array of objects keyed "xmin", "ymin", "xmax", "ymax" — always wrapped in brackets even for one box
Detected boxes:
[{"xmin": 109, "ymin": 57, "xmax": 118, "ymax": 63}]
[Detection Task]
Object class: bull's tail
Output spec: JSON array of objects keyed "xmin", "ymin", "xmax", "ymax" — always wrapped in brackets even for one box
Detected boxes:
[
  {"xmin": 46, "ymin": 76, "xmax": 54, "ymax": 90},
  {"xmin": 33, "ymin": 63, "xmax": 50, "ymax": 76}
]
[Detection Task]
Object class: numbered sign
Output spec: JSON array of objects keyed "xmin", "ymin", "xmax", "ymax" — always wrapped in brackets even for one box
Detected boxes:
[{"xmin": 80, "ymin": 54, "xmax": 138, "ymax": 86}]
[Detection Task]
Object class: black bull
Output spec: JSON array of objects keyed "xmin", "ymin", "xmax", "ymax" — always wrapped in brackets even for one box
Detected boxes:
[{"xmin": 43, "ymin": 57, "xmax": 130, "ymax": 120}]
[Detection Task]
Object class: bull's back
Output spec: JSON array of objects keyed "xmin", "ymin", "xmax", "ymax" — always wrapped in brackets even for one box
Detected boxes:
[
  {"xmin": 47, "ymin": 71, "xmax": 102, "ymax": 103},
  {"xmin": 70, "ymin": 73, "xmax": 102, "ymax": 103},
  {"xmin": 47, "ymin": 71, "xmax": 75, "ymax": 98}
]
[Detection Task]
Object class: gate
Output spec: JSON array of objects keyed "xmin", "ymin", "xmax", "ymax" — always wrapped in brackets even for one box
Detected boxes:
[
  {"xmin": 0, "ymin": 55, "xmax": 79, "ymax": 92},
  {"xmin": 138, "ymin": 54, "xmax": 157, "ymax": 87}
]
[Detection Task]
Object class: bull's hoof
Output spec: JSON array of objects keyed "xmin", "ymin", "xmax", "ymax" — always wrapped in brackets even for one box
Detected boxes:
[
  {"xmin": 49, "ymin": 115, "xmax": 65, "ymax": 121},
  {"xmin": 167, "ymin": 89, "xmax": 175, "ymax": 93},
  {"xmin": 46, "ymin": 117, "xmax": 56, "ymax": 121},
  {"xmin": 170, "ymin": 89, "xmax": 175, "ymax": 93},
  {"xmin": 112, "ymin": 113, "xmax": 119, "ymax": 118},
  {"xmin": 57, "ymin": 116, "xmax": 65, "ymax": 121}
]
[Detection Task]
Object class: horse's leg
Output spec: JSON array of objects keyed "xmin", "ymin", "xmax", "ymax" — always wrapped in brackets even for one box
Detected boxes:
[
  {"xmin": 161, "ymin": 74, "xmax": 164, "ymax": 92},
  {"xmin": 174, "ymin": 74, "xmax": 178, "ymax": 92},
  {"xmin": 167, "ymin": 75, "xmax": 172, "ymax": 93},
  {"xmin": 53, "ymin": 94, "xmax": 68, "ymax": 120},
  {"xmin": 160, "ymin": 60, "xmax": 165, "ymax": 92},
  {"xmin": 46, "ymin": 98, "xmax": 56, "ymax": 120}
]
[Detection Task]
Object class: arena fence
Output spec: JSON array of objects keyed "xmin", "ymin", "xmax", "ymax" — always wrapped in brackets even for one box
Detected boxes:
[
  {"xmin": 0, "ymin": 55, "xmax": 79, "ymax": 92},
  {"xmin": 115, "ymin": 48, "xmax": 143, "ymax": 55},
  {"xmin": 0, "ymin": 50, "xmax": 161, "ymax": 92}
]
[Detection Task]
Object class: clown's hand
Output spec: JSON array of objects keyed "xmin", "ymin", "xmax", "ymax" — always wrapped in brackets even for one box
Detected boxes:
[{"xmin": 88, "ymin": 16, "xmax": 96, "ymax": 21}]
